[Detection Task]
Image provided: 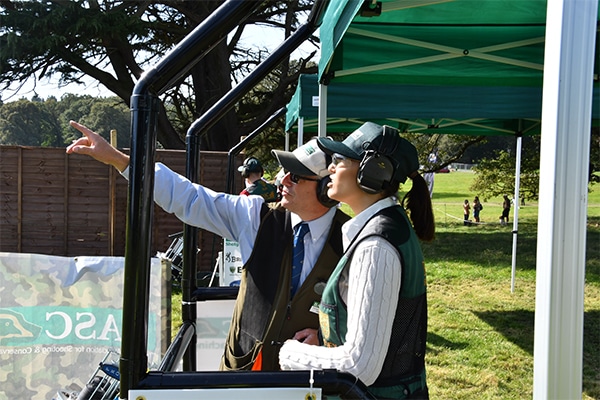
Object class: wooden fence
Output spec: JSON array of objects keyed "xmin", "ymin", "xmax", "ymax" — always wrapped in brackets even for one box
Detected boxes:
[{"xmin": 0, "ymin": 145, "xmax": 244, "ymax": 273}]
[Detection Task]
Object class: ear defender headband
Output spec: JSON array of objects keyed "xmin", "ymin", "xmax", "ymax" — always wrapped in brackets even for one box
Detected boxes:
[
  {"xmin": 357, "ymin": 126, "xmax": 400, "ymax": 194},
  {"xmin": 240, "ymin": 157, "xmax": 262, "ymax": 179},
  {"xmin": 315, "ymin": 176, "xmax": 337, "ymax": 208},
  {"xmin": 316, "ymin": 154, "xmax": 338, "ymax": 208}
]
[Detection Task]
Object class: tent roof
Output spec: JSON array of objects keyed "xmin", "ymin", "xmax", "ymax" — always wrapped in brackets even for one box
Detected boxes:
[
  {"xmin": 285, "ymin": 0, "xmax": 599, "ymax": 135},
  {"xmin": 285, "ymin": 74, "xmax": 598, "ymax": 135},
  {"xmin": 319, "ymin": 0, "xmax": 570, "ymax": 86}
]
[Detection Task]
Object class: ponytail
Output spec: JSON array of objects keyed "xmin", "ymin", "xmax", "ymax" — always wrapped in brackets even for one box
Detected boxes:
[{"xmin": 401, "ymin": 173, "xmax": 435, "ymax": 242}]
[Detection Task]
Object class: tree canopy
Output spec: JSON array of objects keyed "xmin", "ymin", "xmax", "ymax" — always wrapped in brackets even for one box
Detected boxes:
[
  {"xmin": 0, "ymin": 94, "xmax": 130, "ymax": 148},
  {"xmin": 0, "ymin": 0, "xmax": 318, "ymax": 150},
  {"xmin": 470, "ymin": 129, "xmax": 599, "ymax": 202}
]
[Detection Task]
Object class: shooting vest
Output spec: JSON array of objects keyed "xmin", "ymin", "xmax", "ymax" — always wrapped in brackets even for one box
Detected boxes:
[
  {"xmin": 319, "ymin": 205, "xmax": 428, "ymax": 398},
  {"xmin": 220, "ymin": 204, "xmax": 349, "ymax": 371}
]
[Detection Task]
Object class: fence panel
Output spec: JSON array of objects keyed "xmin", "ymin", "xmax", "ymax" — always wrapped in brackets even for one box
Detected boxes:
[{"xmin": 0, "ymin": 146, "xmax": 244, "ymax": 273}]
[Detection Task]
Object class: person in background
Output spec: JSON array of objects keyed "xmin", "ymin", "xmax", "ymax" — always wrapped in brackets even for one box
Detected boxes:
[
  {"xmin": 279, "ymin": 122, "xmax": 434, "ymax": 399},
  {"xmin": 473, "ymin": 196, "xmax": 483, "ymax": 223},
  {"xmin": 66, "ymin": 121, "xmax": 349, "ymax": 372},
  {"xmin": 500, "ymin": 195, "xmax": 511, "ymax": 226},
  {"xmin": 463, "ymin": 199, "xmax": 471, "ymax": 226},
  {"xmin": 238, "ymin": 156, "xmax": 278, "ymax": 202}
]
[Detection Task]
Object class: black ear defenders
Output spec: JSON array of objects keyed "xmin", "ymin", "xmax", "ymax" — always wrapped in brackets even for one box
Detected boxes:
[
  {"xmin": 240, "ymin": 166, "xmax": 250, "ymax": 179},
  {"xmin": 316, "ymin": 176, "xmax": 339, "ymax": 208},
  {"xmin": 240, "ymin": 157, "xmax": 262, "ymax": 179},
  {"xmin": 357, "ymin": 126, "xmax": 400, "ymax": 194}
]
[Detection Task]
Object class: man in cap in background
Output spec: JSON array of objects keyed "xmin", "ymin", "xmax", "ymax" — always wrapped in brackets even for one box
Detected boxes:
[
  {"xmin": 66, "ymin": 121, "xmax": 349, "ymax": 371},
  {"xmin": 238, "ymin": 156, "xmax": 278, "ymax": 202}
]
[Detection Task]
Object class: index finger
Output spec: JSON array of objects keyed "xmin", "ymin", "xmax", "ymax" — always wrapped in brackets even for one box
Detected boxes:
[{"xmin": 69, "ymin": 120, "xmax": 97, "ymax": 139}]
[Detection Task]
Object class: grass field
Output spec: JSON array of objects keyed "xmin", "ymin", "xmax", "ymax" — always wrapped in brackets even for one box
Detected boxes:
[
  {"xmin": 172, "ymin": 171, "xmax": 599, "ymax": 399},
  {"xmin": 413, "ymin": 171, "xmax": 600, "ymax": 399}
]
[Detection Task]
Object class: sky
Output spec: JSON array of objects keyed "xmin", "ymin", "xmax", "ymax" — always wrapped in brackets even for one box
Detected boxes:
[{"xmin": 2, "ymin": 24, "xmax": 320, "ymax": 103}]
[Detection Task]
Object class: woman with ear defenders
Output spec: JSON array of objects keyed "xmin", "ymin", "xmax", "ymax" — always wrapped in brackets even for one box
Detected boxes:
[{"xmin": 279, "ymin": 122, "xmax": 434, "ymax": 399}]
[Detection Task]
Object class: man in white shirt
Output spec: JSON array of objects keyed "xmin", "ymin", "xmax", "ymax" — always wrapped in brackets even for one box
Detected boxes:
[{"xmin": 66, "ymin": 120, "xmax": 349, "ymax": 371}]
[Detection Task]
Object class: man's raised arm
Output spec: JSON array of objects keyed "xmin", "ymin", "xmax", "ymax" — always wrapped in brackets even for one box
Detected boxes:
[{"xmin": 66, "ymin": 120, "xmax": 130, "ymax": 173}]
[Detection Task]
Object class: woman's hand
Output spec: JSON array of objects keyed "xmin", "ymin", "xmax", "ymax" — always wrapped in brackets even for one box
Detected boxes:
[{"xmin": 292, "ymin": 328, "xmax": 319, "ymax": 345}]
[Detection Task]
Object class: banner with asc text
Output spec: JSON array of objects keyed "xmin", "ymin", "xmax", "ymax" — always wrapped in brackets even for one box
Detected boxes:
[{"xmin": 0, "ymin": 253, "xmax": 167, "ymax": 400}]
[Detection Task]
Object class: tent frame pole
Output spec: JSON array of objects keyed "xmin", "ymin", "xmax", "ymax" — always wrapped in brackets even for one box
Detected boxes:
[
  {"xmin": 318, "ymin": 83, "xmax": 328, "ymax": 137},
  {"xmin": 510, "ymin": 131, "xmax": 523, "ymax": 293},
  {"xmin": 533, "ymin": 0, "xmax": 597, "ymax": 397}
]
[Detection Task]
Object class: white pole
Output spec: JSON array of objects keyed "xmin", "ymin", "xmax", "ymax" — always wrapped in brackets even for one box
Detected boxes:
[
  {"xmin": 297, "ymin": 117, "xmax": 304, "ymax": 148},
  {"xmin": 318, "ymin": 83, "xmax": 328, "ymax": 137},
  {"xmin": 533, "ymin": 0, "xmax": 596, "ymax": 398},
  {"xmin": 510, "ymin": 134, "xmax": 522, "ymax": 293},
  {"xmin": 285, "ymin": 131, "xmax": 290, "ymax": 152}
]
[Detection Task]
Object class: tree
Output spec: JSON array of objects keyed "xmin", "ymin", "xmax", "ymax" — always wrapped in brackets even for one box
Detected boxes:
[
  {"xmin": 590, "ymin": 127, "xmax": 599, "ymax": 186},
  {"xmin": 0, "ymin": 0, "xmax": 317, "ymax": 150},
  {"xmin": 470, "ymin": 136, "xmax": 541, "ymax": 202},
  {"xmin": 470, "ymin": 145, "xmax": 540, "ymax": 202},
  {"xmin": 470, "ymin": 130, "xmax": 599, "ymax": 202},
  {"xmin": 0, "ymin": 99, "xmax": 62, "ymax": 146},
  {"xmin": 402, "ymin": 132, "xmax": 488, "ymax": 173},
  {"xmin": 75, "ymin": 98, "xmax": 131, "ymax": 148}
]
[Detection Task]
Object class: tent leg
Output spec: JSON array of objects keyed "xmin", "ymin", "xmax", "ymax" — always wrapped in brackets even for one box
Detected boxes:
[
  {"xmin": 510, "ymin": 133, "xmax": 522, "ymax": 293},
  {"xmin": 533, "ymin": 0, "xmax": 596, "ymax": 398},
  {"xmin": 298, "ymin": 117, "xmax": 304, "ymax": 147},
  {"xmin": 318, "ymin": 83, "xmax": 328, "ymax": 137}
]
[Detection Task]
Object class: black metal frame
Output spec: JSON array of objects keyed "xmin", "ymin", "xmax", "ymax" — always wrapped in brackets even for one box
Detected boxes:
[{"xmin": 119, "ymin": 0, "xmax": 372, "ymax": 398}]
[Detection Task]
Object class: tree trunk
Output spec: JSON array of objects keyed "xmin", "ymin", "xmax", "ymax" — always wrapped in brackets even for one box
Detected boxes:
[{"xmin": 192, "ymin": 40, "xmax": 239, "ymax": 151}]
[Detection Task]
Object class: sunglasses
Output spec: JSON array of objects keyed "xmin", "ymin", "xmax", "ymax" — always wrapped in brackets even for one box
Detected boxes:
[
  {"xmin": 289, "ymin": 172, "xmax": 320, "ymax": 184},
  {"xmin": 332, "ymin": 153, "xmax": 349, "ymax": 165}
]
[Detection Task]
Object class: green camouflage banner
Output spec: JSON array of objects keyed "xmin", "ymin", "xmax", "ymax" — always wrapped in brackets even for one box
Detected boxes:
[{"xmin": 0, "ymin": 253, "xmax": 167, "ymax": 400}]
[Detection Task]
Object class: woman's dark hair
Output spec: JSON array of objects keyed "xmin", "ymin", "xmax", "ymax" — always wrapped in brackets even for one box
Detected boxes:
[{"xmin": 399, "ymin": 173, "xmax": 435, "ymax": 242}]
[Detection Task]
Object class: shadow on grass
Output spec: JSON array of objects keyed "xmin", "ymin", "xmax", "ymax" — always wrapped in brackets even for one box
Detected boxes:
[
  {"xmin": 422, "ymin": 228, "xmax": 538, "ymax": 271},
  {"xmin": 426, "ymin": 332, "xmax": 469, "ymax": 354},
  {"xmin": 422, "ymin": 221, "xmax": 600, "ymax": 284},
  {"xmin": 474, "ymin": 309, "xmax": 535, "ymax": 354},
  {"xmin": 473, "ymin": 309, "xmax": 599, "ymax": 396},
  {"xmin": 432, "ymin": 191, "xmax": 475, "ymax": 202}
]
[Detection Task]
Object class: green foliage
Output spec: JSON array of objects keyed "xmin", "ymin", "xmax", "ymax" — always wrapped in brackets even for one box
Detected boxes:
[
  {"xmin": 590, "ymin": 127, "xmax": 599, "ymax": 185},
  {"xmin": 470, "ymin": 137, "xmax": 541, "ymax": 202},
  {"xmin": 77, "ymin": 100, "xmax": 130, "ymax": 148},
  {"xmin": 0, "ymin": 99, "xmax": 62, "ymax": 146},
  {"xmin": 0, "ymin": 94, "xmax": 129, "ymax": 147},
  {"xmin": 0, "ymin": 0, "xmax": 317, "ymax": 150},
  {"xmin": 471, "ymin": 131, "xmax": 599, "ymax": 202},
  {"xmin": 403, "ymin": 133, "xmax": 488, "ymax": 173}
]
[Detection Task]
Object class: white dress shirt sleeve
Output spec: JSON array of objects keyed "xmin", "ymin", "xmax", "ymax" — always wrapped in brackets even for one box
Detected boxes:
[{"xmin": 123, "ymin": 162, "xmax": 264, "ymax": 262}]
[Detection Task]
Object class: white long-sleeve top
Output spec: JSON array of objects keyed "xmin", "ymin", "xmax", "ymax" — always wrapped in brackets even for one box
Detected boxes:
[{"xmin": 279, "ymin": 197, "xmax": 402, "ymax": 386}]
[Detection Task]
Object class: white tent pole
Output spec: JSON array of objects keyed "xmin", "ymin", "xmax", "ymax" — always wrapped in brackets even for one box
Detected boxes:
[
  {"xmin": 285, "ymin": 131, "xmax": 290, "ymax": 152},
  {"xmin": 298, "ymin": 117, "xmax": 304, "ymax": 148},
  {"xmin": 533, "ymin": 0, "xmax": 596, "ymax": 398},
  {"xmin": 318, "ymin": 83, "xmax": 328, "ymax": 137},
  {"xmin": 510, "ymin": 133, "xmax": 522, "ymax": 293}
]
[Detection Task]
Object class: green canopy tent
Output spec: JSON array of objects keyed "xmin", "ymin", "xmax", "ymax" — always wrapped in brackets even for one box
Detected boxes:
[
  {"xmin": 309, "ymin": 0, "xmax": 598, "ymax": 397},
  {"xmin": 285, "ymin": 71, "xmax": 598, "ymax": 288},
  {"xmin": 285, "ymin": 74, "xmax": 556, "ymax": 136}
]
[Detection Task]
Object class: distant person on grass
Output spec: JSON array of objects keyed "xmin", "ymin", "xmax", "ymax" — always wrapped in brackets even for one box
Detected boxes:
[
  {"xmin": 473, "ymin": 196, "xmax": 483, "ymax": 223},
  {"xmin": 463, "ymin": 199, "xmax": 471, "ymax": 226},
  {"xmin": 500, "ymin": 195, "xmax": 511, "ymax": 226}
]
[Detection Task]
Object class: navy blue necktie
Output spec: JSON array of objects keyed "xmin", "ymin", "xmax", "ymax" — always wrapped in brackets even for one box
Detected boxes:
[{"xmin": 291, "ymin": 223, "xmax": 309, "ymax": 297}]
